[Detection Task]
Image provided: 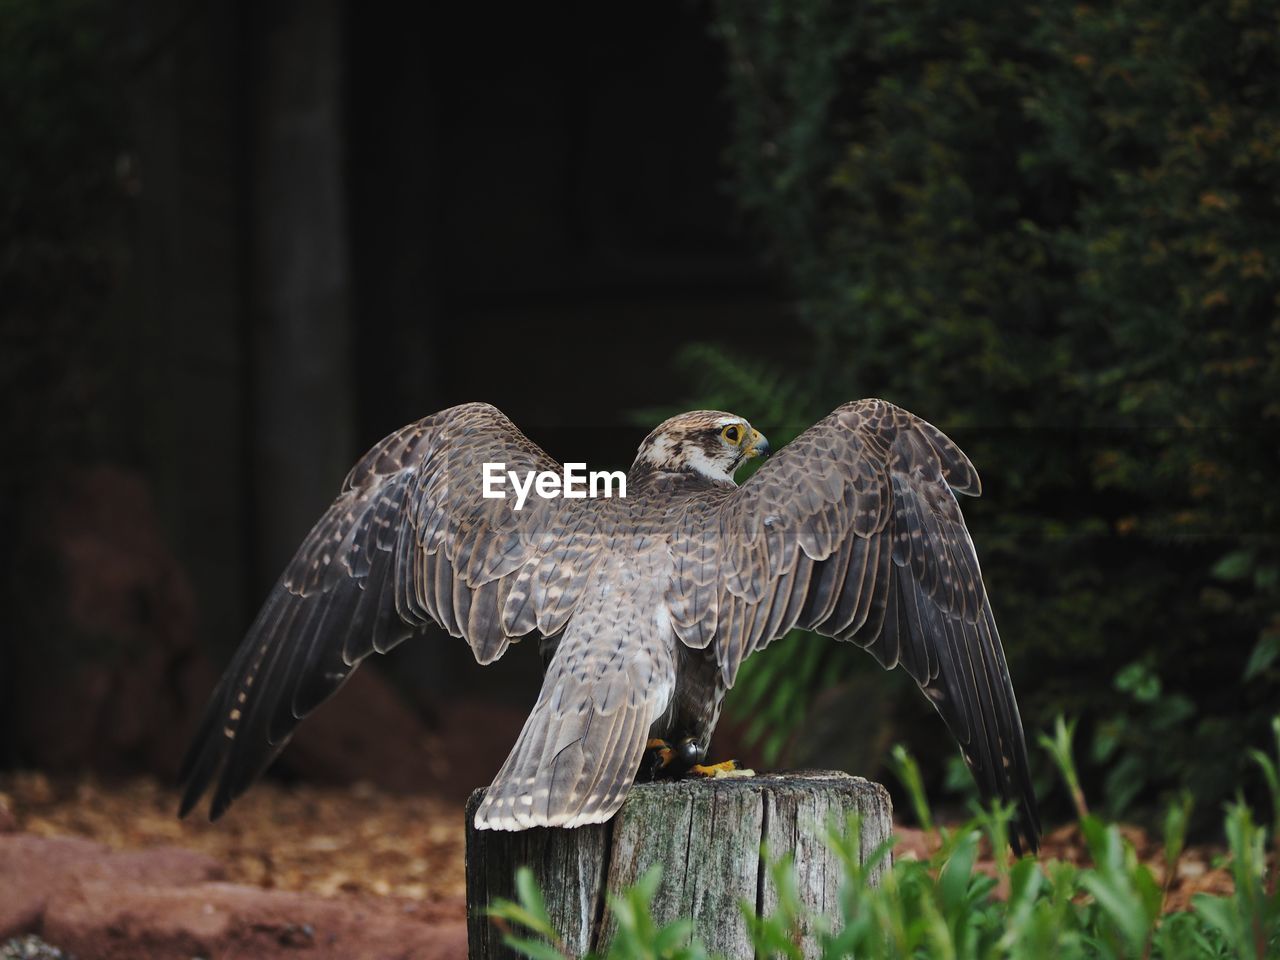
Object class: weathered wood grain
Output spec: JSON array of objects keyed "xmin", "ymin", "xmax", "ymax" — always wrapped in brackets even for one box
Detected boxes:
[{"xmin": 466, "ymin": 771, "xmax": 892, "ymax": 959}]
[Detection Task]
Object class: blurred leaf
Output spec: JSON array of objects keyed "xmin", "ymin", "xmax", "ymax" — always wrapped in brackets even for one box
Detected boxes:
[
  {"xmin": 1212, "ymin": 551, "xmax": 1254, "ymax": 582},
  {"xmin": 1244, "ymin": 629, "xmax": 1280, "ymax": 681}
]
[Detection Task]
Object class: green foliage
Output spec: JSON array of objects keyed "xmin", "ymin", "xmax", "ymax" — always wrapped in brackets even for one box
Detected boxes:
[
  {"xmin": 892, "ymin": 742, "xmax": 938, "ymax": 835},
  {"xmin": 489, "ymin": 865, "xmax": 710, "ymax": 960},
  {"xmin": 1090, "ymin": 660, "xmax": 1198, "ymax": 818},
  {"xmin": 492, "ymin": 716, "xmax": 1280, "ymax": 959},
  {"xmin": 691, "ymin": 0, "xmax": 1280, "ymax": 823}
]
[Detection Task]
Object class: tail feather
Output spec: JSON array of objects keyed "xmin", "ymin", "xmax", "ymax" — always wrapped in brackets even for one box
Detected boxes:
[
  {"xmin": 473, "ymin": 630, "xmax": 672, "ymax": 831},
  {"xmin": 474, "ymin": 694, "xmax": 652, "ymax": 831}
]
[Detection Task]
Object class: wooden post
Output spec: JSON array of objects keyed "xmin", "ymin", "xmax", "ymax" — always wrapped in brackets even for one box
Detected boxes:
[{"xmin": 465, "ymin": 771, "xmax": 892, "ymax": 959}]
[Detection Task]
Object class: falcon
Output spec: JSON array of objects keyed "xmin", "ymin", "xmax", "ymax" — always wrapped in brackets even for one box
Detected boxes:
[{"xmin": 179, "ymin": 400, "xmax": 1041, "ymax": 852}]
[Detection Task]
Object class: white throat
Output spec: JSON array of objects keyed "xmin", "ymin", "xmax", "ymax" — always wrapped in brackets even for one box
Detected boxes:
[
  {"xmin": 679, "ymin": 446, "xmax": 736, "ymax": 484},
  {"xmin": 641, "ymin": 434, "xmax": 736, "ymax": 484}
]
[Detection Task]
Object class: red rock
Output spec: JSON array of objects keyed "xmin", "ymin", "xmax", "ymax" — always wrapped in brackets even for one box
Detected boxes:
[
  {"xmin": 5, "ymin": 466, "xmax": 212, "ymax": 777},
  {"xmin": 0, "ymin": 899, "xmax": 45, "ymax": 946},
  {"xmin": 281, "ymin": 666, "xmax": 443, "ymax": 794},
  {"xmin": 0, "ymin": 834, "xmax": 224, "ymax": 887},
  {"xmin": 0, "ymin": 834, "xmax": 465, "ymax": 959},
  {"xmin": 0, "ymin": 835, "xmax": 224, "ymax": 940},
  {"xmin": 0, "ymin": 798, "xmax": 17, "ymax": 833},
  {"xmin": 45, "ymin": 883, "xmax": 466, "ymax": 960}
]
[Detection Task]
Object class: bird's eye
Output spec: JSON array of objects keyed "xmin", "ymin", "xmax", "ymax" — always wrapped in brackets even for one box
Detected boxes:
[{"xmin": 722, "ymin": 425, "xmax": 742, "ymax": 445}]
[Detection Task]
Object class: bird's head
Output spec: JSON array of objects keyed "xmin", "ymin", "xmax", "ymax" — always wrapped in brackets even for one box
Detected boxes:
[{"xmin": 630, "ymin": 410, "xmax": 770, "ymax": 485}]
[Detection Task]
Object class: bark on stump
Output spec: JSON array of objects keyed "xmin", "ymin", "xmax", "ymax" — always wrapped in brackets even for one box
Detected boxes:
[{"xmin": 465, "ymin": 771, "xmax": 892, "ymax": 959}]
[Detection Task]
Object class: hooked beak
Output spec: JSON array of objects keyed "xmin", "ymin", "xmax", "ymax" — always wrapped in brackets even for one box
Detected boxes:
[{"xmin": 745, "ymin": 429, "xmax": 771, "ymax": 459}]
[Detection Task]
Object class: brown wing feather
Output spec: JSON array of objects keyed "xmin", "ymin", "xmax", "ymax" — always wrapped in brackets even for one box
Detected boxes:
[
  {"xmin": 179, "ymin": 402, "xmax": 600, "ymax": 820},
  {"xmin": 676, "ymin": 399, "xmax": 1040, "ymax": 853}
]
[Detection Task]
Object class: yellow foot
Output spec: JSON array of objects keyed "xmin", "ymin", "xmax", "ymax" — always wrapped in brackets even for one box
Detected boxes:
[
  {"xmin": 689, "ymin": 759, "xmax": 755, "ymax": 778},
  {"xmin": 646, "ymin": 738, "xmax": 674, "ymax": 768}
]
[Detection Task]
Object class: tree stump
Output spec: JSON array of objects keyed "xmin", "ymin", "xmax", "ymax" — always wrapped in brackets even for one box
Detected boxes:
[{"xmin": 465, "ymin": 771, "xmax": 892, "ymax": 959}]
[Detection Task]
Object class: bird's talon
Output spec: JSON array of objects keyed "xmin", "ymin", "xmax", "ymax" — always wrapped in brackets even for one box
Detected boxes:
[
  {"xmin": 646, "ymin": 738, "xmax": 676, "ymax": 767},
  {"xmin": 640, "ymin": 738, "xmax": 675, "ymax": 780}
]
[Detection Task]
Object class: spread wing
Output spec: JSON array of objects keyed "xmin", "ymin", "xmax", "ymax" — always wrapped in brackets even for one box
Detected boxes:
[
  {"xmin": 179, "ymin": 402, "xmax": 602, "ymax": 819},
  {"xmin": 668, "ymin": 398, "xmax": 1040, "ymax": 852}
]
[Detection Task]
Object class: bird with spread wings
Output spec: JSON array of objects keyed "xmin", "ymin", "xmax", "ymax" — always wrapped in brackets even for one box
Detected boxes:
[{"xmin": 179, "ymin": 399, "xmax": 1041, "ymax": 853}]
